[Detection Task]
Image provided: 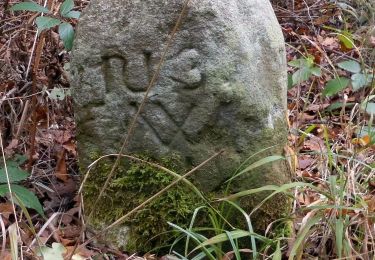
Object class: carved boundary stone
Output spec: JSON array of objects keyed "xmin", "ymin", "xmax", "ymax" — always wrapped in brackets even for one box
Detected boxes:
[{"xmin": 71, "ymin": 0, "xmax": 291, "ymax": 250}]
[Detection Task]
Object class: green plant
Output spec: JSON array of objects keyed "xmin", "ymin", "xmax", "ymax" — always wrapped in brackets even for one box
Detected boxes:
[
  {"xmin": 323, "ymin": 59, "xmax": 374, "ymax": 96},
  {"xmin": 168, "ymin": 154, "xmax": 290, "ymax": 259},
  {"xmin": 288, "ymin": 55, "xmax": 322, "ymax": 88},
  {"xmin": 0, "ymin": 155, "xmax": 44, "ymax": 216},
  {"xmin": 83, "ymin": 154, "xmax": 204, "ymax": 253},
  {"xmin": 10, "ymin": 0, "xmax": 80, "ymax": 50}
]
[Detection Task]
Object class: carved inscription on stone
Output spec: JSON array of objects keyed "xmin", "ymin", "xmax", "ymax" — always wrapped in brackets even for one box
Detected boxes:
[{"xmin": 101, "ymin": 49, "xmax": 204, "ymax": 146}]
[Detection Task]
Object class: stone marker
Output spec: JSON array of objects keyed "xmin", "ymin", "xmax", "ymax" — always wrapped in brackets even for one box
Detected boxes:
[{"xmin": 71, "ymin": 0, "xmax": 290, "ymax": 251}]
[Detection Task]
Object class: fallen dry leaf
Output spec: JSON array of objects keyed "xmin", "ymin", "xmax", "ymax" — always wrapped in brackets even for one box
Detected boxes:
[
  {"xmin": 55, "ymin": 148, "xmax": 68, "ymax": 182},
  {"xmin": 64, "ymin": 245, "xmax": 95, "ymax": 259},
  {"xmin": 62, "ymin": 140, "xmax": 77, "ymax": 156},
  {"xmin": 298, "ymin": 156, "xmax": 315, "ymax": 170},
  {"xmin": 352, "ymin": 135, "xmax": 371, "ymax": 147}
]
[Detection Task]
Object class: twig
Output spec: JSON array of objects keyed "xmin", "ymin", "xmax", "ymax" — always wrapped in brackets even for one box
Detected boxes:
[
  {"xmin": 27, "ymin": 31, "xmax": 46, "ymax": 171},
  {"xmin": 15, "ymin": 100, "xmax": 30, "ymax": 140},
  {"xmin": 27, "ymin": 0, "xmax": 54, "ymax": 170},
  {"xmin": 25, "ymin": 0, "xmax": 49, "ymax": 78},
  {"xmin": 78, "ymin": 149, "xmax": 224, "ymax": 251}
]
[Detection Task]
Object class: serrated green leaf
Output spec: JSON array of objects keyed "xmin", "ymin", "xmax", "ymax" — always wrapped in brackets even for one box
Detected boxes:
[
  {"xmin": 325, "ymin": 102, "xmax": 355, "ymax": 112},
  {"xmin": 0, "ymin": 166, "xmax": 29, "ymax": 183},
  {"xmin": 10, "ymin": 2, "xmax": 50, "ymax": 13},
  {"xmin": 37, "ymin": 243, "xmax": 66, "ymax": 260},
  {"xmin": 310, "ymin": 66, "xmax": 322, "ymax": 77},
  {"xmin": 63, "ymin": 10, "xmax": 80, "ymax": 19},
  {"xmin": 14, "ymin": 154, "xmax": 27, "ymax": 165},
  {"xmin": 323, "ymin": 77, "xmax": 350, "ymax": 97},
  {"xmin": 288, "ymin": 57, "xmax": 313, "ymax": 68},
  {"xmin": 360, "ymin": 95, "xmax": 375, "ymax": 114},
  {"xmin": 292, "ymin": 67, "xmax": 312, "ymax": 85},
  {"xmin": 287, "ymin": 73, "xmax": 294, "ymax": 89},
  {"xmin": 36, "ymin": 16, "xmax": 61, "ymax": 33},
  {"xmin": 338, "ymin": 60, "xmax": 361, "ymax": 73},
  {"xmin": 0, "ymin": 184, "xmax": 44, "ymax": 216},
  {"xmin": 60, "ymin": 0, "xmax": 74, "ymax": 16},
  {"xmin": 361, "ymin": 103, "xmax": 375, "ymax": 115},
  {"xmin": 227, "ymin": 155, "xmax": 285, "ymax": 182},
  {"xmin": 351, "ymin": 73, "xmax": 372, "ymax": 91},
  {"xmin": 58, "ymin": 22, "xmax": 74, "ymax": 50}
]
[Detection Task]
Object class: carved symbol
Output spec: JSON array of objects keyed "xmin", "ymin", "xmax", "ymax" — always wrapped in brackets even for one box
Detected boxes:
[{"xmin": 102, "ymin": 49, "xmax": 203, "ymax": 145}]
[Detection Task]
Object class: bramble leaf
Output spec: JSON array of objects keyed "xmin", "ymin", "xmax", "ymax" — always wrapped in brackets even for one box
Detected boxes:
[
  {"xmin": 0, "ymin": 184, "xmax": 44, "ymax": 216},
  {"xmin": 0, "ymin": 166, "xmax": 29, "ymax": 183},
  {"xmin": 58, "ymin": 22, "xmax": 74, "ymax": 50},
  {"xmin": 10, "ymin": 2, "xmax": 50, "ymax": 13},
  {"xmin": 60, "ymin": 0, "xmax": 74, "ymax": 16},
  {"xmin": 351, "ymin": 73, "xmax": 372, "ymax": 91},
  {"xmin": 63, "ymin": 10, "xmax": 80, "ymax": 19},
  {"xmin": 337, "ymin": 60, "xmax": 361, "ymax": 73},
  {"xmin": 36, "ymin": 16, "xmax": 61, "ymax": 33},
  {"xmin": 323, "ymin": 77, "xmax": 350, "ymax": 97}
]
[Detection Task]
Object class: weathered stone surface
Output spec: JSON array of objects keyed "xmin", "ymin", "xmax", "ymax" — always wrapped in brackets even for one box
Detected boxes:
[{"xmin": 71, "ymin": 0, "xmax": 290, "ymax": 250}]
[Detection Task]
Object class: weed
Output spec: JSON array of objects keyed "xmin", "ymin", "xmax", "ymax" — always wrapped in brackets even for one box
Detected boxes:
[{"xmin": 10, "ymin": 0, "xmax": 80, "ymax": 50}]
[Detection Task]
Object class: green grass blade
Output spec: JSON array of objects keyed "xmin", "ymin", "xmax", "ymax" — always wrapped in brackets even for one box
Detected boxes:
[
  {"xmin": 227, "ymin": 155, "xmax": 285, "ymax": 182},
  {"xmin": 335, "ymin": 218, "xmax": 344, "ymax": 258},
  {"xmin": 272, "ymin": 241, "xmax": 282, "ymax": 260},
  {"xmin": 224, "ymin": 200, "xmax": 258, "ymax": 259},
  {"xmin": 288, "ymin": 215, "xmax": 321, "ymax": 260},
  {"xmin": 185, "ymin": 206, "xmax": 206, "ymax": 257},
  {"xmin": 224, "ymin": 230, "xmax": 241, "ymax": 260},
  {"xmin": 192, "ymin": 230, "xmax": 253, "ymax": 252},
  {"xmin": 168, "ymin": 222, "xmax": 216, "ymax": 260},
  {"xmin": 221, "ymin": 182, "xmax": 333, "ymax": 203}
]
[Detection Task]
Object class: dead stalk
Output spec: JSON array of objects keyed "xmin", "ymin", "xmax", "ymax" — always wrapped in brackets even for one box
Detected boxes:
[
  {"xmin": 27, "ymin": 0, "xmax": 54, "ymax": 171},
  {"xmin": 78, "ymin": 149, "xmax": 224, "ymax": 251}
]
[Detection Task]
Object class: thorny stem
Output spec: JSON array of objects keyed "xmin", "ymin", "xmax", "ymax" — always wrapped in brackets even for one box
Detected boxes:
[{"xmin": 27, "ymin": 0, "xmax": 54, "ymax": 170}]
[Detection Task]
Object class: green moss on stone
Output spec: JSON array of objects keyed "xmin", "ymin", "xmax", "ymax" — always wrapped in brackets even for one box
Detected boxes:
[{"xmin": 83, "ymin": 153, "xmax": 204, "ymax": 253}]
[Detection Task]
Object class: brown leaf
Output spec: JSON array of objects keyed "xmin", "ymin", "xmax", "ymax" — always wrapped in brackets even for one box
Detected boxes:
[
  {"xmin": 352, "ymin": 135, "xmax": 371, "ymax": 147},
  {"xmin": 53, "ymin": 130, "xmax": 72, "ymax": 144},
  {"xmin": 301, "ymin": 113, "xmax": 316, "ymax": 122},
  {"xmin": 61, "ymin": 207, "xmax": 80, "ymax": 225},
  {"xmin": 62, "ymin": 140, "xmax": 77, "ymax": 156},
  {"xmin": 298, "ymin": 156, "xmax": 314, "ymax": 170},
  {"xmin": 4, "ymin": 139, "xmax": 18, "ymax": 157},
  {"xmin": 60, "ymin": 237, "xmax": 75, "ymax": 246},
  {"xmin": 0, "ymin": 251, "xmax": 12, "ymax": 260},
  {"xmin": 306, "ymin": 103, "xmax": 330, "ymax": 112},
  {"xmin": 0, "ymin": 203, "xmax": 14, "ymax": 219},
  {"xmin": 64, "ymin": 245, "xmax": 95, "ymax": 259},
  {"xmin": 370, "ymin": 36, "xmax": 375, "ymax": 47},
  {"xmin": 320, "ymin": 37, "xmax": 339, "ymax": 48},
  {"xmin": 55, "ymin": 148, "xmax": 68, "ymax": 182},
  {"xmin": 313, "ymin": 15, "xmax": 331, "ymax": 25},
  {"xmin": 61, "ymin": 225, "xmax": 81, "ymax": 239}
]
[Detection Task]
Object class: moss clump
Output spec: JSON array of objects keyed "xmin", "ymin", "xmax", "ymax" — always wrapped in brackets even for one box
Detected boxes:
[{"xmin": 83, "ymin": 154, "xmax": 204, "ymax": 253}]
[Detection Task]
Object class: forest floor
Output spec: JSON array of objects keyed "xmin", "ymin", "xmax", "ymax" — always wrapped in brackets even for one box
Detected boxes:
[{"xmin": 0, "ymin": 0, "xmax": 374, "ymax": 259}]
